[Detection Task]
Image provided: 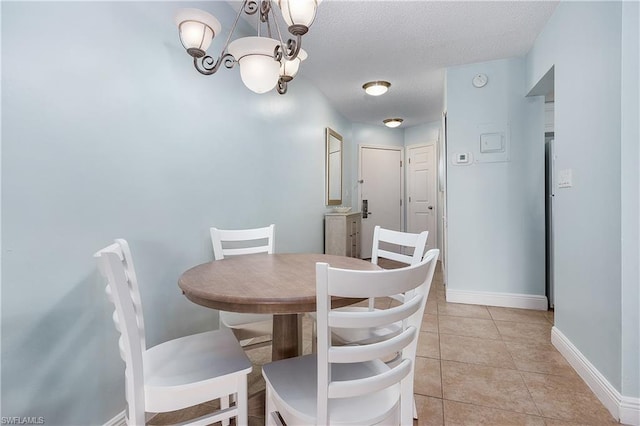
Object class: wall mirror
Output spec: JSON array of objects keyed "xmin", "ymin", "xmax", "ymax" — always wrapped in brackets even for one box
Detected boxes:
[{"xmin": 325, "ymin": 127, "xmax": 343, "ymax": 206}]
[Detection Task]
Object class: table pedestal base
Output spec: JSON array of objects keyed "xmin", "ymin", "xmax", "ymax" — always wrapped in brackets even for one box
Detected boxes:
[{"xmin": 272, "ymin": 314, "xmax": 302, "ymax": 361}]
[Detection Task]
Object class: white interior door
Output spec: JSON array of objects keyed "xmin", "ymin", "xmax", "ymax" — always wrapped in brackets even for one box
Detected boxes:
[
  {"xmin": 359, "ymin": 145, "xmax": 403, "ymax": 258},
  {"xmin": 407, "ymin": 143, "xmax": 437, "ymax": 252}
]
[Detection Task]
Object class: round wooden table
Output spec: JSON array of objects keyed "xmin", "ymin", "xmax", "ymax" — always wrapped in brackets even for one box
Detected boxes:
[{"xmin": 179, "ymin": 253, "xmax": 380, "ymax": 360}]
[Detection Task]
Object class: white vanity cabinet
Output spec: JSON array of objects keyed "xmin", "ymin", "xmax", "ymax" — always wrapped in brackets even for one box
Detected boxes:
[{"xmin": 324, "ymin": 212, "xmax": 361, "ymax": 258}]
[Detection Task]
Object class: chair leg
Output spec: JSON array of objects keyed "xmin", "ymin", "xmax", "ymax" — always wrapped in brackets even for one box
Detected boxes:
[
  {"xmin": 221, "ymin": 395, "xmax": 230, "ymax": 426},
  {"xmin": 311, "ymin": 319, "xmax": 317, "ymax": 354},
  {"xmin": 400, "ymin": 378, "xmax": 413, "ymax": 426},
  {"xmin": 265, "ymin": 385, "xmax": 277, "ymax": 426},
  {"xmin": 297, "ymin": 314, "xmax": 303, "ymax": 356},
  {"xmin": 237, "ymin": 379, "xmax": 248, "ymax": 426}
]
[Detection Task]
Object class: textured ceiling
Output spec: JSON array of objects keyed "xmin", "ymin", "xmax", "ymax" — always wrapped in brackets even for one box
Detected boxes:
[{"xmin": 233, "ymin": 1, "xmax": 559, "ymax": 128}]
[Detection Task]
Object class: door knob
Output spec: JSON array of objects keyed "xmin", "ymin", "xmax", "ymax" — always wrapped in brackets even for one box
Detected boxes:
[{"xmin": 428, "ymin": 206, "xmax": 433, "ymax": 210}]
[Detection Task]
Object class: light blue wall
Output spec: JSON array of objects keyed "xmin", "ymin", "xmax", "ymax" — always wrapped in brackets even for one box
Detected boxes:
[
  {"xmin": 620, "ymin": 0, "xmax": 639, "ymax": 399},
  {"xmin": 445, "ymin": 58, "xmax": 545, "ymax": 296},
  {"xmin": 352, "ymin": 123, "xmax": 404, "ymax": 149},
  {"xmin": 404, "ymin": 122, "xmax": 440, "ymax": 146},
  {"xmin": 525, "ymin": 1, "xmax": 626, "ymax": 393},
  {"xmin": 1, "ymin": 1, "xmax": 351, "ymax": 423}
]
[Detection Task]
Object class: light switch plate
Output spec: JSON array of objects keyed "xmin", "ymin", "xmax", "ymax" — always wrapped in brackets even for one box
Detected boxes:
[{"xmin": 558, "ymin": 169, "xmax": 573, "ymax": 188}]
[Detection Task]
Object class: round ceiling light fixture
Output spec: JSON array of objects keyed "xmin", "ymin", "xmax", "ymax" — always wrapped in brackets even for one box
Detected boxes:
[
  {"xmin": 383, "ymin": 118, "xmax": 404, "ymax": 128},
  {"xmin": 362, "ymin": 80, "xmax": 391, "ymax": 96}
]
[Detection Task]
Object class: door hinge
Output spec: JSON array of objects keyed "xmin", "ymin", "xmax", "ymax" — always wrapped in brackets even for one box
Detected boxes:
[
  {"xmin": 400, "ymin": 199, "xmax": 403, "ymax": 206},
  {"xmin": 409, "ymin": 157, "xmax": 411, "ymax": 164},
  {"xmin": 409, "ymin": 196, "xmax": 412, "ymax": 202},
  {"xmin": 400, "ymin": 160, "xmax": 403, "ymax": 167}
]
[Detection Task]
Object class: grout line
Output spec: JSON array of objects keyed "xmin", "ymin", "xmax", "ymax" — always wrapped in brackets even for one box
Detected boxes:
[
  {"xmin": 439, "ymin": 398, "xmax": 547, "ymax": 422},
  {"xmin": 518, "ymin": 368, "xmax": 544, "ymax": 417}
]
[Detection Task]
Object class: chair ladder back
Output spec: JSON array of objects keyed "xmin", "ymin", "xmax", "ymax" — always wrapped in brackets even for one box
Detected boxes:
[
  {"xmin": 315, "ymin": 262, "xmax": 331, "ymax": 426},
  {"xmin": 328, "ymin": 358, "xmax": 412, "ymax": 399},
  {"xmin": 315, "ymin": 252, "xmax": 439, "ymax": 425},
  {"xmin": 372, "ymin": 226, "xmax": 429, "ymax": 267},
  {"xmin": 94, "ymin": 244, "xmax": 146, "ymax": 426},
  {"xmin": 328, "ymin": 325, "xmax": 417, "ymax": 363},
  {"xmin": 329, "ymin": 294, "xmax": 423, "ymax": 329},
  {"xmin": 369, "ymin": 226, "xmax": 429, "ymax": 309},
  {"xmin": 401, "ymin": 249, "xmax": 439, "ymax": 364},
  {"xmin": 210, "ymin": 224, "xmax": 275, "ymax": 260},
  {"xmin": 114, "ymin": 238, "xmax": 146, "ymax": 350},
  {"xmin": 327, "ymin": 263, "xmax": 432, "ymax": 299}
]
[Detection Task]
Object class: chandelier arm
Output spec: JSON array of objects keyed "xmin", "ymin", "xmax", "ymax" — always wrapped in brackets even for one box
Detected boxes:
[
  {"xmin": 275, "ymin": 36, "xmax": 301, "ymax": 61},
  {"xmin": 285, "ymin": 36, "xmax": 302, "ymax": 60},
  {"xmin": 277, "ymin": 77, "xmax": 288, "ymax": 95},
  {"xmin": 265, "ymin": 6, "xmax": 274, "ymax": 38},
  {"xmin": 259, "ymin": 1, "xmax": 271, "ymax": 21},
  {"xmin": 272, "ymin": 5, "xmax": 286, "ymax": 46},
  {"xmin": 271, "ymin": 7, "xmax": 301, "ymax": 62},
  {"xmin": 215, "ymin": 0, "xmax": 251, "ymax": 61},
  {"xmin": 274, "ymin": 45, "xmax": 283, "ymax": 62},
  {"xmin": 193, "ymin": 53, "xmax": 236, "ymax": 75},
  {"xmin": 244, "ymin": 0, "xmax": 259, "ymax": 15}
]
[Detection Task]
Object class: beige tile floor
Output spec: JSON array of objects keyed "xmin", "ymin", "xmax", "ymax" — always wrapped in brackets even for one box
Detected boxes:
[{"xmin": 151, "ymin": 264, "xmax": 618, "ymax": 425}]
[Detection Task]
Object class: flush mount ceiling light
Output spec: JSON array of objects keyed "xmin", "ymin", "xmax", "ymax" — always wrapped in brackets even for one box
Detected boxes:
[
  {"xmin": 383, "ymin": 118, "xmax": 404, "ymax": 128},
  {"xmin": 175, "ymin": 0, "xmax": 321, "ymax": 94},
  {"xmin": 362, "ymin": 81, "xmax": 391, "ymax": 96}
]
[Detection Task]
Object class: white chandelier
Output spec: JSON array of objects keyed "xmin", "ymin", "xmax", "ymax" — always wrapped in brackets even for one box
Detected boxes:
[{"xmin": 175, "ymin": 0, "xmax": 320, "ymax": 95}]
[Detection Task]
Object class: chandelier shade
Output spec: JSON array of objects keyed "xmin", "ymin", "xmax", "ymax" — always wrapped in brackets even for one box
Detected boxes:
[
  {"xmin": 277, "ymin": 0, "xmax": 322, "ymax": 31},
  {"xmin": 228, "ymin": 37, "xmax": 281, "ymax": 94},
  {"xmin": 175, "ymin": 9, "xmax": 221, "ymax": 57},
  {"xmin": 280, "ymin": 48, "xmax": 308, "ymax": 80}
]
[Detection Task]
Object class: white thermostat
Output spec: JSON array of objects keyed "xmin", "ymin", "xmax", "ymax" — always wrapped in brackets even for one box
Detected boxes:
[{"xmin": 453, "ymin": 152, "xmax": 473, "ymax": 165}]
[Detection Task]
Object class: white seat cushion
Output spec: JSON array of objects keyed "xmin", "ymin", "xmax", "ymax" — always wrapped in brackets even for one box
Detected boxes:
[
  {"xmin": 143, "ymin": 328, "xmax": 252, "ymax": 412},
  {"xmin": 262, "ymin": 354, "xmax": 399, "ymax": 425}
]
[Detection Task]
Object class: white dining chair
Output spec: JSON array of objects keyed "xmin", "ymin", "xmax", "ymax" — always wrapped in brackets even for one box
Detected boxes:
[
  {"xmin": 262, "ymin": 250, "xmax": 439, "ymax": 426},
  {"xmin": 369, "ymin": 225, "xmax": 429, "ymax": 306},
  {"xmin": 372, "ymin": 226, "xmax": 429, "ymax": 269},
  {"xmin": 312, "ymin": 227, "xmax": 431, "ymax": 421},
  {"xmin": 210, "ymin": 224, "xmax": 275, "ymax": 346},
  {"xmin": 95, "ymin": 239, "xmax": 252, "ymax": 426},
  {"xmin": 312, "ymin": 226, "xmax": 429, "ymax": 346}
]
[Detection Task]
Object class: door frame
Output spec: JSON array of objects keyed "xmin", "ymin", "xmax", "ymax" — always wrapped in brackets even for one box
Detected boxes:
[
  {"xmin": 441, "ymin": 111, "xmax": 448, "ymax": 284},
  {"xmin": 357, "ymin": 144, "xmax": 405, "ymax": 250},
  {"xmin": 405, "ymin": 141, "xmax": 438, "ymax": 252}
]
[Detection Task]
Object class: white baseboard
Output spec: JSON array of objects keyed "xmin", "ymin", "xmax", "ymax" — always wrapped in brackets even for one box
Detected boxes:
[
  {"xmin": 104, "ymin": 410, "xmax": 126, "ymax": 426},
  {"xmin": 621, "ymin": 397, "xmax": 640, "ymax": 426},
  {"xmin": 445, "ymin": 288, "xmax": 548, "ymax": 310},
  {"xmin": 552, "ymin": 326, "xmax": 640, "ymax": 425}
]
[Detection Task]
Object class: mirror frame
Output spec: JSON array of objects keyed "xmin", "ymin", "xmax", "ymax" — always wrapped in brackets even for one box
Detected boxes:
[{"xmin": 325, "ymin": 127, "xmax": 343, "ymax": 206}]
